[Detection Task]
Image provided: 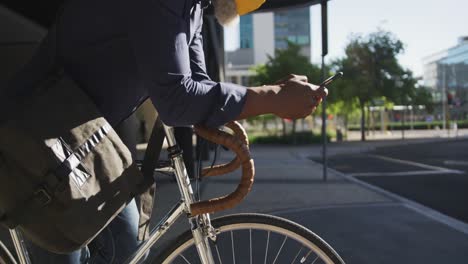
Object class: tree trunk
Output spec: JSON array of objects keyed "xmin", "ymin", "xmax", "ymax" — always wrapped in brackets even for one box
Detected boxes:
[
  {"xmin": 292, "ymin": 119, "xmax": 297, "ymax": 144},
  {"xmin": 282, "ymin": 119, "xmax": 287, "ymax": 138},
  {"xmin": 360, "ymin": 103, "xmax": 366, "ymax": 141},
  {"xmin": 366, "ymin": 105, "xmax": 371, "ymax": 137},
  {"xmin": 344, "ymin": 115, "xmax": 349, "ymax": 141},
  {"xmin": 274, "ymin": 117, "xmax": 278, "ymax": 133}
]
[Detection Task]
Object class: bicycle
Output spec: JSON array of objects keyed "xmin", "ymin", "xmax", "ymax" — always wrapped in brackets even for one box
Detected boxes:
[{"xmin": 0, "ymin": 120, "xmax": 344, "ymax": 264}]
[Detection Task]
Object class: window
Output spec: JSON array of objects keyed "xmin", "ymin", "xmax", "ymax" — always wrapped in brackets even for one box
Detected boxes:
[{"xmin": 240, "ymin": 15, "xmax": 253, "ymax": 49}]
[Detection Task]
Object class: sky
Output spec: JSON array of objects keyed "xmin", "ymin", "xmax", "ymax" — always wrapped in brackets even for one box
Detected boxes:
[{"xmin": 225, "ymin": 0, "xmax": 468, "ymax": 77}]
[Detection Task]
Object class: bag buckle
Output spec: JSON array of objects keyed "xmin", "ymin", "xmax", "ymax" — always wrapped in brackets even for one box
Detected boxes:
[{"xmin": 34, "ymin": 188, "xmax": 52, "ymax": 206}]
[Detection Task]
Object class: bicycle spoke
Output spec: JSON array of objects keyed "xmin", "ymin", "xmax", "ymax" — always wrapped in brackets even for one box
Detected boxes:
[
  {"xmin": 264, "ymin": 231, "xmax": 270, "ymax": 264},
  {"xmin": 180, "ymin": 253, "xmax": 192, "ymax": 264},
  {"xmin": 157, "ymin": 215, "xmax": 342, "ymax": 264},
  {"xmin": 215, "ymin": 244, "xmax": 223, "ymax": 264},
  {"xmin": 291, "ymin": 247, "xmax": 304, "ymax": 264},
  {"xmin": 310, "ymin": 255, "xmax": 320, "ymax": 264},
  {"xmin": 272, "ymin": 236, "xmax": 288, "ymax": 264},
  {"xmin": 249, "ymin": 229, "xmax": 252, "ymax": 264},
  {"xmin": 231, "ymin": 231, "xmax": 236, "ymax": 264},
  {"xmin": 300, "ymin": 250, "xmax": 312, "ymax": 263}
]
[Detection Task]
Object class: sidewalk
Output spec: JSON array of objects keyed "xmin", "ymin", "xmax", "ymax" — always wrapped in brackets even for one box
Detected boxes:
[
  {"xmin": 150, "ymin": 143, "xmax": 468, "ymax": 263},
  {"xmin": 346, "ymin": 128, "xmax": 468, "ymax": 141}
]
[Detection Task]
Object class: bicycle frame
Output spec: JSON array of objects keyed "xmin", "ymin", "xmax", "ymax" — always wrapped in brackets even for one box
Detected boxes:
[{"xmin": 10, "ymin": 124, "xmax": 217, "ymax": 264}]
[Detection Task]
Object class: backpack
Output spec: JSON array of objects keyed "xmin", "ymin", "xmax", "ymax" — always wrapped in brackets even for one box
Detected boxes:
[{"xmin": 0, "ymin": 23, "xmax": 161, "ymax": 253}]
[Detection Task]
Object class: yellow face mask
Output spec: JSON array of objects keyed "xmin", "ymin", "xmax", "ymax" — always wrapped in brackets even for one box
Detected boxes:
[{"xmin": 235, "ymin": 0, "xmax": 266, "ymax": 16}]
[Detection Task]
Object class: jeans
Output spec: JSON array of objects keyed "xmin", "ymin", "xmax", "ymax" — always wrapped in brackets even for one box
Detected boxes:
[{"xmin": 29, "ymin": 200, "xmax": 142, "ymax": 264}]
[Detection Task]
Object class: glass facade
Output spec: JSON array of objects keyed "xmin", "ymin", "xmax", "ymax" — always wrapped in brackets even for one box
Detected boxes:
[
  {"xmin": 424, "ymin": 37, "xmax": 468, "ymax": 119},
  {"xmin": 274, "ymin": 7, "xmax": 310, "ymax": 51},
  {"xmin": 239, "ymin": 14, "xmax": 253, "ymax": 49}
]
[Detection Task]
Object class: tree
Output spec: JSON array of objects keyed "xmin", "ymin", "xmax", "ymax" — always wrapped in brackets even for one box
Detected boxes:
[
  {"xmin": 251, "ymin": 42, "xmax": 321, "ymax": 86},
  {"xmin": 333, "ymin": 30, "xmax": 408, "ymax": 141},
  {"xmin": 251, "ymin": 42, "xmax": 321, "ymax": 139}
]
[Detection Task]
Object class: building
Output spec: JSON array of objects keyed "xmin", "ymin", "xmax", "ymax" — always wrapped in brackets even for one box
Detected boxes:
[
  {"xmin": 226, "ymin": 6, "xmax": 311, "ymax": 86},
  {"xmin": 423, "ymin": 36, "xmax": 468, "ymax": 120}
]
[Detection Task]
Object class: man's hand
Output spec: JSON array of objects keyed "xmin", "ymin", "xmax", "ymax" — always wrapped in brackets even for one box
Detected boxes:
[
  {"xmin": 273, "ymin": 79, "xmax": 327, "ymax": 119},
  {"xmin": 236, "ymin": 75, "xmax": 328, "ymax": 121}
]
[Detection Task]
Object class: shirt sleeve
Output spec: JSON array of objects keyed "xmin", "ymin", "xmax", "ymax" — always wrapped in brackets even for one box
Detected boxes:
[
  {"xmin": 127, "ymin": 0, "xmax": 247, "ymax": 127},
  {"xmin": 189, "ymin": 25, "xmax": 247, "ymax": 127}
]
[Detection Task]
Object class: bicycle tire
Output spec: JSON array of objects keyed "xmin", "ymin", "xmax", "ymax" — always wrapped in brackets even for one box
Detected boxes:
[
  {"xmin": 0, "ymin": 240, "xmax": 16, "ymax": 264},
  {"xmin": 153, "ymin": 213, "xmax": 344, "ymax": 264}
]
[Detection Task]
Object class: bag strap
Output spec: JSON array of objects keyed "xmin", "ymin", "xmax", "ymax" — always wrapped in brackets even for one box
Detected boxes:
[{"xmin": 137, "ymin": 117, "xmax": 165, "ymax": 240}]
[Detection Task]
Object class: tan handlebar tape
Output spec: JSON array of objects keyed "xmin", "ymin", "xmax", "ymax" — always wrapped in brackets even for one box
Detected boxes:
[
  {"xmin": 191, "ymin": 121, "xmax": 255, "ymax": 216},
  {"xmin": 201, "ymin": 121, "xmax": 249, "ymax": 178}
]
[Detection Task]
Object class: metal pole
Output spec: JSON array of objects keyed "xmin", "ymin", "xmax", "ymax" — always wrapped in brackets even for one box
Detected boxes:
[
  {"xmin": 321, "ymin": 0, "xmax": 328, "ymax": 182},
  {"xmin": 321, "ymin": 56, "xmax": 327, "ymax": 181}
]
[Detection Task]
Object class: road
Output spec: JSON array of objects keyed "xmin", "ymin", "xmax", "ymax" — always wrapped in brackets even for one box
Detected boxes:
[{"xmin": 323, "ymin": 139, "xmax": 468, "ymax": 224}]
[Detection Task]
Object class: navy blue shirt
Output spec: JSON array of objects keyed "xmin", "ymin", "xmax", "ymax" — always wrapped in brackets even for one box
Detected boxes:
[{"xmin": 4, "ymin": 0, "xmax": 247, "ymax": 127}]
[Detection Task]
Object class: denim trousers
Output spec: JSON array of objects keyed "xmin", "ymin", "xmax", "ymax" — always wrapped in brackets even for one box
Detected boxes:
[{"xmin": 28, "ymin": 200, "xmax": 142, "ymax": 264}]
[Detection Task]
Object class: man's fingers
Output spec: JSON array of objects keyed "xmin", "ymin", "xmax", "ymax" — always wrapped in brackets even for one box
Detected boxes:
[
  {"xmin": 275, "ymin": 74, "xmax": 308, "ymax": 84},
  {"xmin": 275, "ymin": 75, "xmax": 292, "ymax": 84},
  {"xmin": 310, "ymin": 85, "xmax": 328, "ymax": 97},
  {"xmin": 295, "ymin": 75, "xmax": 308, "ymax": 83}
]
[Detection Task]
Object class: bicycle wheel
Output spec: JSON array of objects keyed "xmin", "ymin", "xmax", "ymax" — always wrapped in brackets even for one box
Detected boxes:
[
  {"xmin": 154, "ymin": 213, "xmax": 344, "ymax": 264},
  {"xmin": 0, "ymin": 240, "xmax": 16, "ymax": 264}
]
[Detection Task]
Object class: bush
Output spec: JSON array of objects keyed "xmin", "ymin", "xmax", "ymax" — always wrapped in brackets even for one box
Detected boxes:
[{"xmin": 249, "ymin": 131, "xmax": 332, "ymax": 145}]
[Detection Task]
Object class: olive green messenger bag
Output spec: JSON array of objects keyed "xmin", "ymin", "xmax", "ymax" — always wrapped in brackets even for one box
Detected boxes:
[{"xmin": 0, "ymin": 22, "xmax": 162, "ymax": 253}]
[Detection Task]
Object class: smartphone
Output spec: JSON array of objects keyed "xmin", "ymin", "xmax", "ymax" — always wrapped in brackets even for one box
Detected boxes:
[{"xmin": 319, "ymin": 72, "xmax": 343, "ymax": 87}]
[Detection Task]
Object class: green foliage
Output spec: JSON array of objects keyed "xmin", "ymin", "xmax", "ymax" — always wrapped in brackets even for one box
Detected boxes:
[
  {"xmin": 251, "ymin": 42, "xmax": 321, "ymax": 85},
  {"xmin": 333, "ymin": 30, "xmax": 406, "ymax": 106},
  {"xmin": 412, "ymin": 86, "xmax": 434, "ymax": 113},
  {"xmin": 330, "ymin": 30, "xmax": 434, "ymax": 140}
]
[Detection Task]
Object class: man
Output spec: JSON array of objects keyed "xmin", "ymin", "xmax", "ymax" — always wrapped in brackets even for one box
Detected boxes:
[{"xmin": 5, "ymin": 0, "xmax": 327, "ymax": 262}]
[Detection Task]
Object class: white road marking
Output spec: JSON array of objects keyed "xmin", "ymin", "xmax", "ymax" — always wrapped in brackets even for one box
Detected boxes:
[
  {"xmin": 348, "ymin": 170, "xmax": 463, "ymax": 177},
  {"xmin": 325, "ymin": 166, "xmax": 468, "ymax": 236},
  {"xmin": 444, "ymin": 160, "xmax": 468, "ymax": 166},
  {"xmin": 347, "ymin": 154, "xmax": 465, "ymax": 177},
  {"xmin": 370, "ymin": 154, "xmax": 460, "ymax": 172}
]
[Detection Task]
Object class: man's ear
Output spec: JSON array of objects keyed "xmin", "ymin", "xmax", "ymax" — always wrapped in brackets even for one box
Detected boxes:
[{"xmin": 212, "ymin": 0, "xmax": 240, "ymax": 26}]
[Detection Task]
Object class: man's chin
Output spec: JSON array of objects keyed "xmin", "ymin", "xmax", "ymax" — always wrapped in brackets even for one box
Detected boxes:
[{"xmin": 212, "ymin": 0, "xmax": 240, "ymax": 26}]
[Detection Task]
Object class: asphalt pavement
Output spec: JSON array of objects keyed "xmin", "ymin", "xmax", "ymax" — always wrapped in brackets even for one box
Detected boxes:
[
  {"xmin": 149, "ymin": 139, "xmax": 468, "ymax": 263},
  {"xmin": 322, "ymin": 139, "xmax": 468, "ymax": 223}
]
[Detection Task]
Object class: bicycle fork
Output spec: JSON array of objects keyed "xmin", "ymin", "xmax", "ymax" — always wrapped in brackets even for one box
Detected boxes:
[{"xmin": 190, "ymin": 216, "xmax": 216, "ymax": 264}]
